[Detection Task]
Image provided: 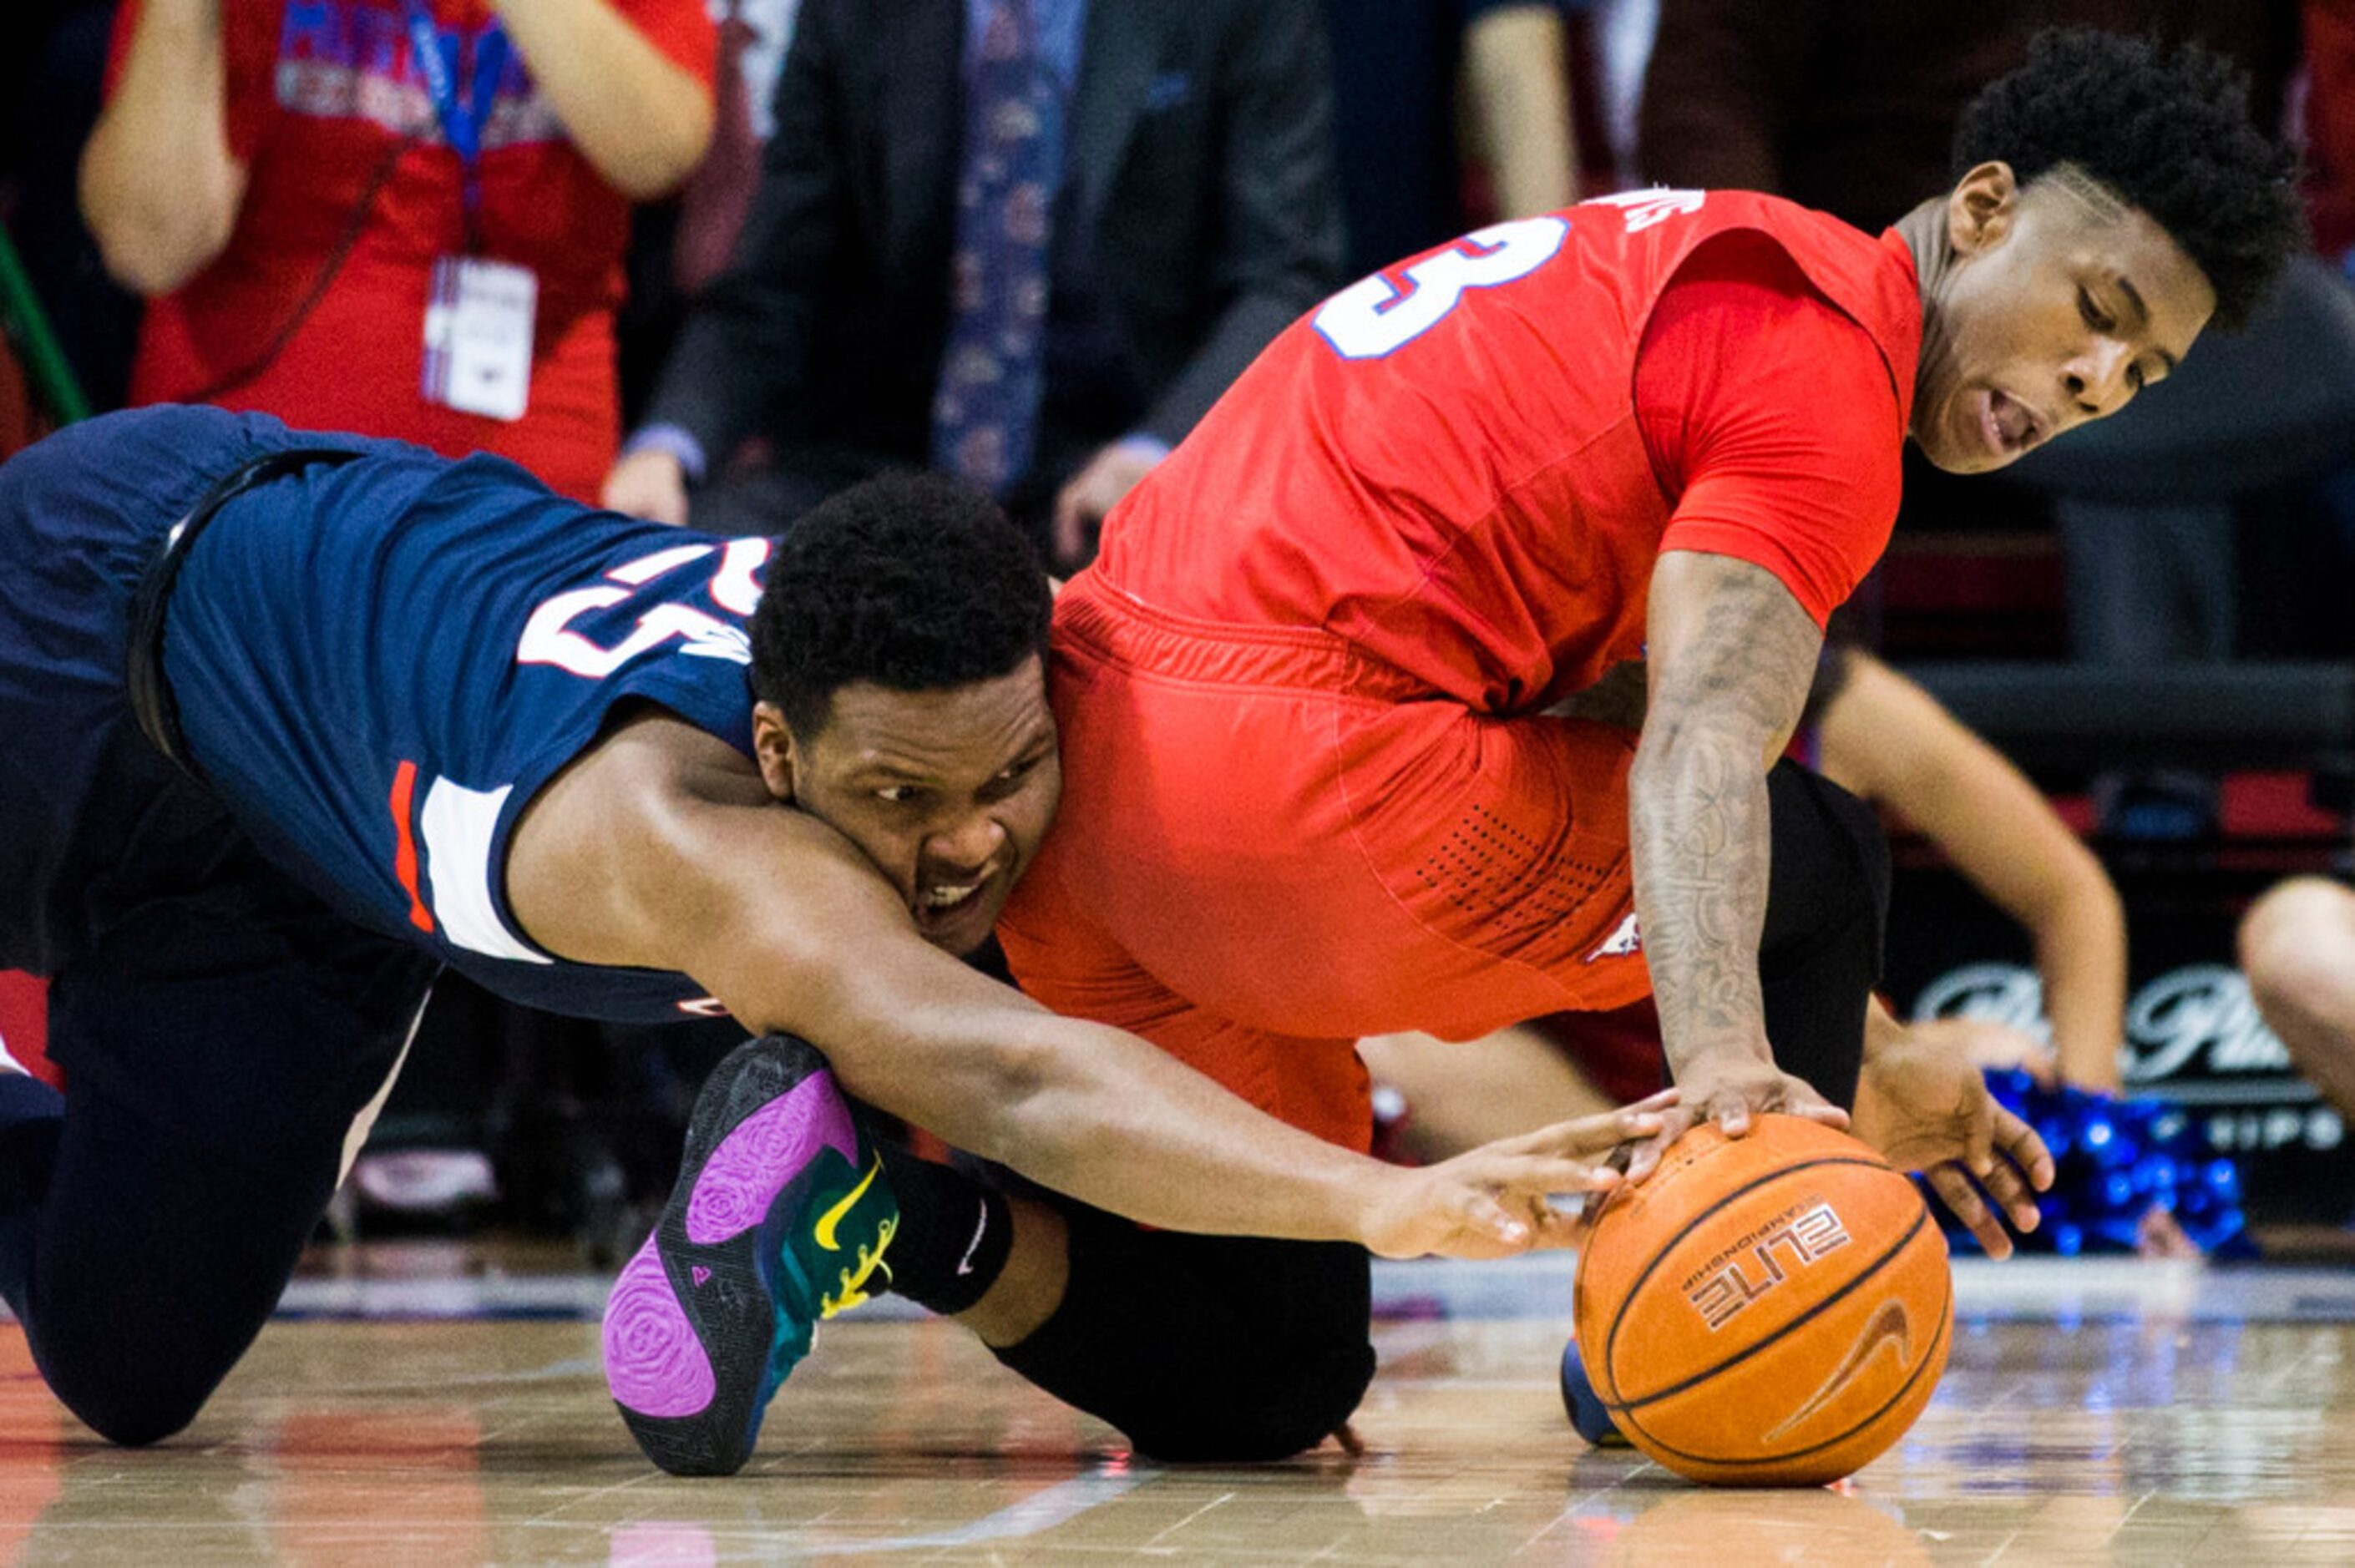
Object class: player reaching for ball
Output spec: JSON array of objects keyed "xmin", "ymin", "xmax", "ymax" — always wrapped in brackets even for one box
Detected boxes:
[
  {"xmin": 0, "ymin": 409, "xmax": 1661, "ymax": 1468},
  {"xmin": 944, "ymin": 28, "xmax": 2297, "ymax": 1455},
  {"xmin": 583, "ymin": 28, "xmax": 2292, "ymax": 1478}
]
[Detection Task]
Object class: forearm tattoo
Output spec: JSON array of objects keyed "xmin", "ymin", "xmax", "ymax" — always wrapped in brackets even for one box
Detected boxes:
[{"xmin": 1631, "ymin": 558, "xmax": 1822, "ymax": 1075}]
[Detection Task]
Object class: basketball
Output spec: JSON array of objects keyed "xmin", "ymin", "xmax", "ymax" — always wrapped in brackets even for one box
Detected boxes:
[{"xmin": 1571, "ymin": 1114, "xmax": 1953, "ymax": 1486}]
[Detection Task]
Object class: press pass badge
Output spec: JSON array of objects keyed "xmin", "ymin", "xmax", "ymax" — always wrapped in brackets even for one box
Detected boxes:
[
  {"xmin": 405, "ymin": 3, "xmax": 526, "ymax": 419},
  {"xmin": 423, "ymin": 255, "xmax": 535, "ymax": 422}
]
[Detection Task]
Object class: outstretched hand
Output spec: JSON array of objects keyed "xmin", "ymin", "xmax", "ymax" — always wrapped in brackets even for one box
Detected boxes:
[
  {"xmin": 1360, "ymin": 1091, "xmax": 1678, "ymax": 1260},
  {"xmin": 1855, "ymin": 1026, "xmax": 2055, "ymax": 1258},
  {"xmin": 1626, "ymin": 1045, "xmax": 1848, "ymax": 1182}
]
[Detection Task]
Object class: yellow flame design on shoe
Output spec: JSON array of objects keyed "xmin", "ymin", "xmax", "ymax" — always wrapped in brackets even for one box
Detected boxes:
[
  {"xmin": 821, "ymin": 1215, "xmax": 897, "ymax": 1318},
  {"xmin": 814, "ymin": 1155, "xmax": 884, "ymax": 1252}
]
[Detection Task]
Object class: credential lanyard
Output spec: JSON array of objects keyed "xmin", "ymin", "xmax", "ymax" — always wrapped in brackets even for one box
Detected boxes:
[{"xmin": 402, "ymin": 0, "xmax": 509, "ymax": 247}]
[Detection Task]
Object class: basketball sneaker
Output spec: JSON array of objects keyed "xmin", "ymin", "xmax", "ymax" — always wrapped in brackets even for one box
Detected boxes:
[
  {"xmin": 603, "ymin": 1034, "xmax": 898, "ymax": 1475},
  {"xmin": 1560, "ymin": 1337, "xmax": 1629, "ymax": 1448}
]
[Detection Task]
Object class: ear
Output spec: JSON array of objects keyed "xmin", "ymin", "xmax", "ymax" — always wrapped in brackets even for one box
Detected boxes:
[
  {"xmin": 752, "ymin": 701, "xmax": 798, "ymax": 802},
  {"xmin": 1945, "ymin": 160, "xmax": 2020, "ymax": 259}
]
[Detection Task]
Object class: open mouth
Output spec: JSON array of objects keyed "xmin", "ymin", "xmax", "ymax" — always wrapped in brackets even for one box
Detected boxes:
[
  {"xmin": 914, "ymin": 866, "xmax": 1001, "ymax": 930},
  {"xmin": 919, "ymin": 881, "xmax": 985, "ymax": 913},
  {"xmin": 1980, "ymin": 389, "xmax": 2046, "ymax": 458}
]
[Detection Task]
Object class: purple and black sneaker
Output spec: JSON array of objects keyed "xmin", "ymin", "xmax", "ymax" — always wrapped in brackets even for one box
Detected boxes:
[{"xmin": 602, "ymin": 1034, "xmax": 897, "ymax": 1475}]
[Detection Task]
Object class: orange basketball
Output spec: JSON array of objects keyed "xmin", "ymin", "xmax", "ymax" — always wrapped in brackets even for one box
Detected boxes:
[{"xmin": 1571, "ymin": 1114, "xmax": 1952, "ymax": 1486}]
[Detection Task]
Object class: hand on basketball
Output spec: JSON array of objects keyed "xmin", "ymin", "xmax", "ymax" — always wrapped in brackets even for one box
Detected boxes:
[
  {"xmin": 1855, "ymin": 1026, "xmax": 2056, "ymax": 1259},
  {"xmin": 1628, "ymin": 1045, "xmax": 1848, "ymax": 1183},
  {"xmin": 1361, "ymin": 1090, "xmax": 1678, "ymax": 1260}
]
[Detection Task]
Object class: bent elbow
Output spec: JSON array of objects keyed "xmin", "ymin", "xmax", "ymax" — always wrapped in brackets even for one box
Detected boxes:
[
  {"xmin": 82, "ymin": 178, "xmax": 236, "ymax": 297},
  {"xmin": 2028, "ymin": 840, "xmax": 2125, "ymax": 937},
  {"xmin": 91, "ymin": 223, "xmax": 219, "ymax": 297},
  {"xmin": 950, "ymin": 1032, "xmax": 1056, "ymax": 1164}
]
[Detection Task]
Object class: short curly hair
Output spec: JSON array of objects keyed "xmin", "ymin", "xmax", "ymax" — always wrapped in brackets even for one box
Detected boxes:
[
  {"xmin": 1952, "ymin": 28, "xmax": 2304, "ymax": 331},
  {"xmin": 750, "ymin": 471, "xmax": 1052, "ymax": 736}
]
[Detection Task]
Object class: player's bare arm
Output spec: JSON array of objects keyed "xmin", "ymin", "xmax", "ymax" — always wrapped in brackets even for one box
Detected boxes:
[
  {"xmin": 509, "ymin": 712, "xmax": 1660, "ymax": 1257},
  {"xmin": 1628, "ymin": 550, "xmax": 1845, "ymax": 1174},
  {"xmin": 1817, "ymin": 652, "xmax": 2127, "ymax": 1092}
]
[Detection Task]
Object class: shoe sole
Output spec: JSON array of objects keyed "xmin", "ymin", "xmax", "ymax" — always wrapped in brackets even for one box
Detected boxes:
[{"xmin": 603, "ymin": 1036, "xmax": 856, "ymax": 1475}]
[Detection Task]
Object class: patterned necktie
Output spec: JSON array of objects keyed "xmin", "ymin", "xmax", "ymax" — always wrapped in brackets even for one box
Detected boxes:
[{"xmin": 930, "ymin": 0, "xmax": 1056, "ymax": 494}]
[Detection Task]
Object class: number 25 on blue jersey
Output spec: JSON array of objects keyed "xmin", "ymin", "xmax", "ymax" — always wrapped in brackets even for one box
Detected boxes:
[{"xmin": 1313, "ymin": 217, "xmax": 1570, "ymax": 361}]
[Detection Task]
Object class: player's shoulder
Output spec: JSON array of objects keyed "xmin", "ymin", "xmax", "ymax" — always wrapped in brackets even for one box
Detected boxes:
[
  {"xmin": 1686, "ymin": 192, "xmax": 1905, "ymax": 291},
  {"xmin": 504, "ymin": 711, "xmax": 785, "ymax": 958},
  {"xmin": 1649, "ymin": 190, "xmax": 1922, "ymax": 412}
]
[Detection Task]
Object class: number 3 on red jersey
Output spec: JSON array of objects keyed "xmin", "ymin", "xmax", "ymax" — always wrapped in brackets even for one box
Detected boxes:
[
  {"xmin": 1313, "ymin": 192, "xmax": 1708, "ymax": 360},
  {"xmin": 1314, "ymin": 217, "xmax": 1570, "ymax": 360}
]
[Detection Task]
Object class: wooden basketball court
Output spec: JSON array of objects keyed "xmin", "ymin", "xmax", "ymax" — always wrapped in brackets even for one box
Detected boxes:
[{"xmin": 3, "ymin": 1249, "xmax": 2353, "ymax": 1562}]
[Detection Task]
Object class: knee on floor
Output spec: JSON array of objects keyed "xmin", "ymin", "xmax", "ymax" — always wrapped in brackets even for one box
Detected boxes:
[
  {"xmin": 2241, "ymin": 878, "xmax": 2355, "ymax": 1016},
  {"xmin": 52, "ymin": 1376, "xmax": 205, "ymax": 1448},
  {"xmin": 30, "ymin": 1323, "xmax": 217, "ymax": 1447}
]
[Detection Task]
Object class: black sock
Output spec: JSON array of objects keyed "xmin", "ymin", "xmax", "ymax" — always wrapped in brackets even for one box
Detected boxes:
[
  {"xmin": 874, "ymin": 1142, "xmax": 1012, "ymax": 1315},
  {"xmin": 992, "ymin": 1212, "xmax": 1375, "ymax": 1462}
]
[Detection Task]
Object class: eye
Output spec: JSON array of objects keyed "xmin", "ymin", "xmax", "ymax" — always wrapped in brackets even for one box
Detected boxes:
[
  {"xmin": 980, "ymin": 757, "xmax": 1041, "ymax": 800},
  {"xmin": 2077, "ymin": 288, "xmax": 2115, "ymax": 334},
  {"xmin": 875, "ymin": 785, "xmax": 925, "ymax": 805}
]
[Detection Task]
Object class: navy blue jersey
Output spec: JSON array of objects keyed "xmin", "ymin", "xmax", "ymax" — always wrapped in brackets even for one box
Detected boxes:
[{"xmin": 159, "ymin": 426, "xmax": 767, "ymax": 1021}]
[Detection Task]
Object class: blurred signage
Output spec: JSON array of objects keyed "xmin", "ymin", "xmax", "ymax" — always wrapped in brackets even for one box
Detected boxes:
[{"xmin": 1885, "ymin": 851, "xmax": 2353, "ymax": 1222}]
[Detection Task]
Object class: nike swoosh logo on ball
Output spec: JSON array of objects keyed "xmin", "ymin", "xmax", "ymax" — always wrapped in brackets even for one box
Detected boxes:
[{"xmin": 1761, "ymin": 1300, "xmax": 1912, "ymax": 1444}]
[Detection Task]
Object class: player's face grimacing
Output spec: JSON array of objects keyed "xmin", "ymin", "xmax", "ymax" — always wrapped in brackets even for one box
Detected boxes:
[
  {"xmin": 758, "ymin": 657, "xmax": 1063, "ymax": 955},
  {"xmin": 1910, "ymin": 161, "xmax": 2214, "ymax": 475}
]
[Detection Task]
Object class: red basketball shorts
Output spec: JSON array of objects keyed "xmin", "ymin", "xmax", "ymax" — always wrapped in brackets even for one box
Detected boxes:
[{"xmin": 997, "ymin": 579, "xmax": 1654, "ymax": 1151}]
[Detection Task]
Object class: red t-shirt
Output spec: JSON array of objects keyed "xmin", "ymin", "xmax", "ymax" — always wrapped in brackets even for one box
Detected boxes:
[
  {"xmin": 1092, "ymin": 190, "xmax": 1920, "ymax": 714},
  {"xmin": 110, "ymin": 0, "xmax": 715, "ymax": 503}
]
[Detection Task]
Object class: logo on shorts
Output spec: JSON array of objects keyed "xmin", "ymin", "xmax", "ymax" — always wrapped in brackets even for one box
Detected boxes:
[
  {"xmin": 1587, "ymin": 912, "xmax": 1642, "ymax": 963},
  {"xmin": 1681, "ymin": 1201, "xmax": 1851, "ymax": 1330}
]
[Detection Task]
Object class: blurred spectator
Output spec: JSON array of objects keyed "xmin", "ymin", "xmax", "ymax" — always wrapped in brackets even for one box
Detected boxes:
[
  {"xmin": 603, "ymin": 0, "xmax": 1345, "ymax": 571},
  {"xmin": 2307, "ymin": 0, "xmax": 2355, "ymax": 265},
  {"xmin": 1324, "ymin": 1, "xmax": 1579, "ymax": 281},
  {"xmin": 2241, "ymin": 873, "xmax": 2355, "ymax": 1129},
  {"xmin": 1800, "ymin": 646, "xmax": 2125, "ymax": 1094},
  {"xmin": 671, "ymin": 0, "xmax": 799, "ymax": 295},
  {"xmin": 1639, "ymin": 2, "xmax": 2295, "ymax": 234},
  {"xmin": 80, "ymin": 0, "xmax": 717, "ymax": 503},
  {"xmin": 76, "ymin": 0, "xmax": 717, "ymax": 1235},
  {"xmin": 1583, "ymin": 0, "xmax": 1655, "ymax": 186},
  {"xmin": 617, "ymin": 0, "xmax": 795, "ymax": 422},
  {"xmin": 3, "ymin": 0, "xmax": 140, "ymax": 416}
]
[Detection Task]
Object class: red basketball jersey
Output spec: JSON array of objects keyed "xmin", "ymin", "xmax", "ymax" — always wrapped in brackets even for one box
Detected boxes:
[{"xmin": 1089, "ymin": 190, "xmax": 1922, "ymax": 714}]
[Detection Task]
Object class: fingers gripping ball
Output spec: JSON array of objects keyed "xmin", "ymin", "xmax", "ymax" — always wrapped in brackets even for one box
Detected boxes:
[{"xmin": 1570, "ymin": 1115, "xmax": 1952, "ymax": 1486}]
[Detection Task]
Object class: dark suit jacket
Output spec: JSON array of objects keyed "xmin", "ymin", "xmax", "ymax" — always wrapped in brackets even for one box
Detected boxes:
[{"xmin": 646, "ymin": 0, "xmax": 1345, "ymax": 509}]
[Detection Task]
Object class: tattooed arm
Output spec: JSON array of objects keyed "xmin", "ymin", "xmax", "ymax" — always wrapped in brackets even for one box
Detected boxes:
[{"xmin": 1625, "ymin": 550, "xmax": 1846, "ymax": 1176}]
